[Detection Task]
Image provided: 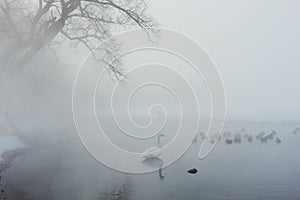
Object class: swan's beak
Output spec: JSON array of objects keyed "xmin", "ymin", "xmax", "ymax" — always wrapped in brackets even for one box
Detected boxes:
[{"xmin": 160, "ymin": 134, "xmax": 165, "ymax": 137}]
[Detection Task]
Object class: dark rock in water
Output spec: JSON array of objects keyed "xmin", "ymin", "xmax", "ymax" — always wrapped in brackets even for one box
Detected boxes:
[
  {"xmin": 276, "ymin": 137, "xmax": 281, "ymax": 144},
  {"xmin": 225, "ymin": 139, "xmax": 233, "ymax": 144},
  {"xmin": 187, "ymin": 168, "xmax": 198, "ymax": 174}
]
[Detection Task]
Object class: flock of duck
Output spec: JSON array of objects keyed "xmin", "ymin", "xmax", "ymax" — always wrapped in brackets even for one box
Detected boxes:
[
  {"xmin": 194, "ymin": 126, "xmax": 300, "ymax": 146},
  {"xmin": 142, "ymin": 126, "xmax": 300, "ymax": 175}
]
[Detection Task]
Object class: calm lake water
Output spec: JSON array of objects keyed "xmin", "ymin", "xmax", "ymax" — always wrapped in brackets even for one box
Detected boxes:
[{"xmin": 2, "ymin": 121, "xmax": 300, "ymax": 200}]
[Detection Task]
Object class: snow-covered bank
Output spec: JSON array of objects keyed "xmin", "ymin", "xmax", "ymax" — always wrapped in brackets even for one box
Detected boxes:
[{"xmin": 0, "ymin": 136, "xmax": 26, "ymax": 162}]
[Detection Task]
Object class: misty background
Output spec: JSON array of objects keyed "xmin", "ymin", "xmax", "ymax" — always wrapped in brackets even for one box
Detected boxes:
[
  {"xmin": 0, "ymin": 0, "xmax": 298, "ymax": 150},
  {"xmin": 1, "ymin": 0, "xmax": 299, "ymax": 126},
  {"xmin": 0, "ymin": 1, "xmax": 300, "ymax": 200}
]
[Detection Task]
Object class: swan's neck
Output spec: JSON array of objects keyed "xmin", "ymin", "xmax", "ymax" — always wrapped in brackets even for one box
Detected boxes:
[{"xmin": 157, "ymin": 135, "xmax": 162, "ymax": 148}]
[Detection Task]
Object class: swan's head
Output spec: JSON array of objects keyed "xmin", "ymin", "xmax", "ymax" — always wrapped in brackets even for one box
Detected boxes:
[{"xmin": 159, "ymin": 133, "xmax": 165, "ymax": 137}]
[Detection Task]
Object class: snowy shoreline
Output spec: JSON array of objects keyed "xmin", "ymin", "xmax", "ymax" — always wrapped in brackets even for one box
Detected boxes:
[
  {"xmin": 0, "ymin": 136, "xmax": 26, "ymax": 167},
  {"xmin": 0, "ymin": 136, "xmax": 26, "ymax": 200}
]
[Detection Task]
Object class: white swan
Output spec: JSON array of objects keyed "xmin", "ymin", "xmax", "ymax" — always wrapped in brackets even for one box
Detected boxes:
[{"xmin": 142, "ymin": 133, "xmax": 165, "ymax": 159}]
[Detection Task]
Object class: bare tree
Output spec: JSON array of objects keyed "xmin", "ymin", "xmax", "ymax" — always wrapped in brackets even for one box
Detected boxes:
[{"xmin": 0, "ymin": 0, "xmax": 155, "ymax": 74}]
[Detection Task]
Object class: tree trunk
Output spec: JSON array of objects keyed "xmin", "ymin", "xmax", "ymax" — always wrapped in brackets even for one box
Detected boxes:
[{"xmin": 10, "ymin": 19, "xmax": 65, "ymax": 71}]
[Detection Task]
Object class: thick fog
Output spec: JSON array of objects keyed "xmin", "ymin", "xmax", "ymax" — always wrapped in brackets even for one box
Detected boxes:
[
  {"xmin": 0, "ymin": 1, "xmax": 300, "ymax": 199},
  {"xmin": 1, "ymin": 0, "xmax": 299, "ymax": 131},
  {"xmin": 0, "ymin": 1, "xmax": 298, "ymax": 150},
  {"xmin": 149, "ymin": 0, "xmax": 300, "ymax": 121}
]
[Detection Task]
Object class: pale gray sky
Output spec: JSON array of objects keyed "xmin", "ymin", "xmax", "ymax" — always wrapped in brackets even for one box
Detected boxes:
[{"xmin": 147, "ymin": 0, "xmax": 300, "ymax": 120}]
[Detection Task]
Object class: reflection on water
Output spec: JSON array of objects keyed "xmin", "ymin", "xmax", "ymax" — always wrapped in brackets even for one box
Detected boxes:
[
  {"xmin": 142, "ymin": 158, "xmax": 166, "ymax": 182},
  {"xmin": 2, "ymin": 121, "xmax": 300, "ymax": 200}
]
